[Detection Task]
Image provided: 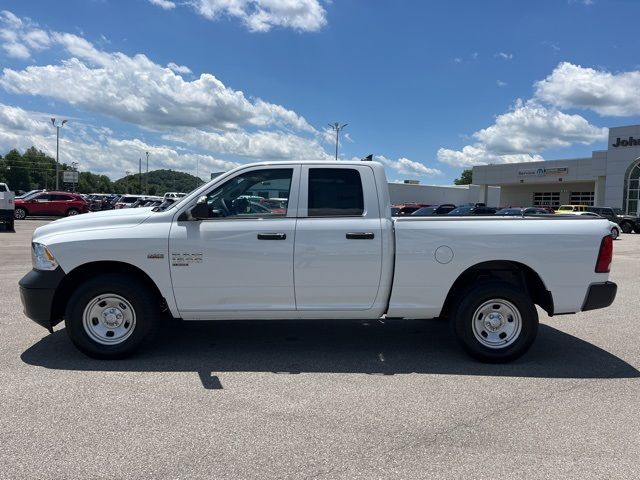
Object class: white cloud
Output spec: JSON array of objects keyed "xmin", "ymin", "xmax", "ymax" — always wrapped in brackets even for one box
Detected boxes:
[
  {"xmin": 496, "ymin": 80, "xmax": 507, "ymax": 87},
  {"xmin": 0, "ymin": 10, "xmax": 50, "ymax": 59},
  {"xmin": 187, "ymin": 0, "xmax": 327, "ymax": 32},
  {"xmin": 437, "ymin": 99, "xmax": 606, "ymax": 167},
  {"xmin": 376, "ymin": 156, "xmax": 442, "ymax": 178},
  {"xmin": 0, "ymin": 103, "xmax": 238, "ymax": 180},
  {"xmin": 534, "ymin": 62, "xmax": 640, "ymax": 116},
  {"xmin": 164, "ymin": 129, "xmax": 332, "ymax": 160},
  {"xmin": 167, "ymin": 62, "xmax": 192, "ymax": 74},
  {"xmin": 148, "ymin": 0, "xmax": 176, "ymax": 10},
  {"xmin": 0, "ymin": 29, "xmax": 314, "ymax": 132},
  {"xmin": 495, "ymin": 52, "xmax": 513, "ymax": 60}
]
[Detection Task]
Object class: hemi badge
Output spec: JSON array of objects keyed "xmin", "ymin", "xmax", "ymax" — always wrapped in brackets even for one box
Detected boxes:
[{"xmin": 147, "ymin": 253, "xmax": 164, "ymax": 259}]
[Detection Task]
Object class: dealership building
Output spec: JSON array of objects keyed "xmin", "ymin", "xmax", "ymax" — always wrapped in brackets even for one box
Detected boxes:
[{"xmin": 471, "ymin": 124, "xmax": 640, "ymax": 214}]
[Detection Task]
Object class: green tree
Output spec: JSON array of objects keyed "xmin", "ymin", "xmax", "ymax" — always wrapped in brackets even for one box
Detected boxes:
[
  {"xmin": 454, "ymin": 169, "xmax": 473, "ymax": 185},
  {"xmin": 3, "ymin": 149, "xmax": 32, "ymax": 191}
]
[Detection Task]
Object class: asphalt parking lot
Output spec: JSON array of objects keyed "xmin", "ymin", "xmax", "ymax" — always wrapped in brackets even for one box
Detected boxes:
[{"xmin": 1, "ymin": 219, "xmax": 639, "ymax": 479}]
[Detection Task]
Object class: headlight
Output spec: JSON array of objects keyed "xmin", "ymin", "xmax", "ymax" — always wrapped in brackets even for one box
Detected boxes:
[{"xmin": 32, "ymin": 243, "xmax": 59, "ymax": 271}]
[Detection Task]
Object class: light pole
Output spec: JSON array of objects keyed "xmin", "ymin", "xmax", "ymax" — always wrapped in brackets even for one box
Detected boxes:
[
  {"xmin": 145, "ymin": 151, "xmax": 149, "ymax": 195},
  {"xmin": 51, "ymin": 118, "xmax": 68, "ymax": 190},
  {"xmin": 328, "ymin": 122, "xmax": 347, "ymax": 160}
]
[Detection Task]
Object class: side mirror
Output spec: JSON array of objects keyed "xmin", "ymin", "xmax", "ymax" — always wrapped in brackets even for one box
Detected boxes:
[{"xmin": 189, "ymin": 196, "xmax": 209, "ymax": 220}]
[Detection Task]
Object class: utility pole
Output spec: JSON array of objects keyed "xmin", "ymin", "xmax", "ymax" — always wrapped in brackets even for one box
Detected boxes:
[
  {"xmin": 139, "ymin": 158, "xmax": 142, "ymax": 194},
  {"xmin": 51, "ymin": 118, "xmax": 68, "ymax": 190},
  {"xmin": 328, "ymin": 122, "xmax": 348, "ymax": 160},
  {"xmin": 145, "ymin": 151, "xmax": 149, "ymax": 195}
]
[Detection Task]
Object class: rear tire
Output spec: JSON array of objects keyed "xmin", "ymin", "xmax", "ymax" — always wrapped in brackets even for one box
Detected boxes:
[
  {"xmin": 66, "ymin": 208, "xmax": 80, "ymax": 216},
  {"xmin": 621, "ymin": 222, "xmax": 633, "ymax": 234},
  {"xmin": 451, "ymin": 281, "xmax": 538, "ymax": 363},
  {"xmin": 14, "ymin": 207, "xmax": 26, "ymax": 220},
  {"xmin": 65, "ymin": 274, "xmax": 159, "ymax": 359}
]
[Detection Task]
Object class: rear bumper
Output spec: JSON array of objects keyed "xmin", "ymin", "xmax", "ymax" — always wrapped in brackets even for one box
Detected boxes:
[
  {"xmin": 582, "ymin": 281, "xmax": 617, "ymax": 312},
  {"xmin": 18, "ymin": 268, "xmax": 65, "ymax": 332}
]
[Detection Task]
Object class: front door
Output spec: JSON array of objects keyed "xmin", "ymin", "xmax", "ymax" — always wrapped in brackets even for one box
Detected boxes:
[
  {"xmin": 294, "ymin": 165, "xmax": 383, "ymax": 311},
  {"xmin": 169, "ymin": 166, "xmax": 300, "ymax": 319}
]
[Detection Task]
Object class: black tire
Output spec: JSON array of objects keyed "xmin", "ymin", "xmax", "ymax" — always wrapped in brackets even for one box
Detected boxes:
[
  {"xmin": 14, "ymin": 207, "xmax": 27, "ymax": 220},
  {"xmin": 451, "ymin": 281, "xmax": 538, "ymax": 363},
  {"xmin": 66, "ymin": 208, "xmax": 80, "ymax": 217},
  {"xmin": 621, "ymin": 221, "xmax": 633, "ymax": 234},
  {"xmin": 611, "ymin": 227, "xmax": 620, "ymax": 240},
  {"xmin": 65, "ymin": 274, "xmax": 159, "ymax": 359}
]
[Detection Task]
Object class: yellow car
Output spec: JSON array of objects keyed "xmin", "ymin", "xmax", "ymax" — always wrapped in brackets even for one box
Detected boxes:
[{"xmin": 555, "ymin": 205, "xmax": 588, "ymax": 214}]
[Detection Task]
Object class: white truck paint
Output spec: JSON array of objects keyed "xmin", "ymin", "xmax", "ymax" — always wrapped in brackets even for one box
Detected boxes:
[
  {"xmin": 0, "ymin": 182, "xmax": 15, "ymax": 230},
  {"xmin": 19, "ymin": 161, "xmax": 617, "ymax": 362}
]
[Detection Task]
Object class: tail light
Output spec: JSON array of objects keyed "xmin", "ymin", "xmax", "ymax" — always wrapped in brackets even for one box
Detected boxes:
[{"xmin": 595, "ymin": 235, "xmax": 613, "ymax": 273}]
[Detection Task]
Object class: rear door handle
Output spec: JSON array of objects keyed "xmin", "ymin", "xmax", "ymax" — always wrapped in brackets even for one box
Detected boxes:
[
  {"xmin": 257, "ymin": 233, "xmax": 287, "ymax": 240},
  {"xmin": 346, "ymin": 232, "xmax": 375, "ymax": 240}
]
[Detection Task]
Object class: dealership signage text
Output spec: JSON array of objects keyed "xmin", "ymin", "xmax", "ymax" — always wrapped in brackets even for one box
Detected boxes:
[{"xmin": 612, "ymin": 137, "xmax": 640, "ymax": 148}]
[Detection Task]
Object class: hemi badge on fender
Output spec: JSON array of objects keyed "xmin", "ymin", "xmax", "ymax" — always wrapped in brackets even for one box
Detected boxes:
[{"xmin": 147, "ymin": 253, "xmax": 165, "ymax": 259}]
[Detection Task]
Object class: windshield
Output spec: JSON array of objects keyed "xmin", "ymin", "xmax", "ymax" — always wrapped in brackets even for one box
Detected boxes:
[
  {"xmin": 412, "ymin": 207, "xmax": 436, "ymax": 216},
  {"xmin": 557, "ymin": 206, "xmax": 574, "ymax": 211},
  {"xmin": 448, "ymin": 206, "xmax": 472, "ymax": 215}
]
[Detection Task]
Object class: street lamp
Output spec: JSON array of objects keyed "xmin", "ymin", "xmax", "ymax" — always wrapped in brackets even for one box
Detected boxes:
[
  {"xmin": 51, "ymin": 118, "xmax": 67, "ymax": 190},
  {"xmin": 328, "ymin": 122, "xmax": 347, "ymax": 160},
  {"xmin": 71, "ymin": 161, "xmax": 78, "ymax": 192},
  {"xmin": 145, "ymin": 151, "xmax": 150, "ymax": 195}
]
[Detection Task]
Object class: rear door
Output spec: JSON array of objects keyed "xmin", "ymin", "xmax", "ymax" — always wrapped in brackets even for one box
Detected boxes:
[
  {"xmin": 294, "ymin": 165, "xmax": 383, "ymax": 310},
  {"xmin": 29, "ymin": 193, "xmax": 52, "ymax": 215}
]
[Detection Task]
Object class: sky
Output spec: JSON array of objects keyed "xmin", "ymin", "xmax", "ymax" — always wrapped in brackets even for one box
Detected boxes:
[{"xmin": 2, "ymin": 0, "xmax": 640, "ymax": 184}]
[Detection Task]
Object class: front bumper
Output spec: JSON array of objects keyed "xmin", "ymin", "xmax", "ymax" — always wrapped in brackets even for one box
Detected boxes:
[
  {"xmin": 18, "ymin": 267, "xmax": 65, "ymax": 332},
  {"xmin": 582, "ymin": 281, "xmax": 617, "ymax": 312}
]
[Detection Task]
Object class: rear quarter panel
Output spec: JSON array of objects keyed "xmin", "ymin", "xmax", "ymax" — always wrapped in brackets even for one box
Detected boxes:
[{"xmin": 388, "ymin": 217, "xmax": 611, "ymax": 318}]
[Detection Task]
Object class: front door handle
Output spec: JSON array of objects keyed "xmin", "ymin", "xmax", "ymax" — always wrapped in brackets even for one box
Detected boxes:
[
  {"xmin": 346, "ymin": 232, "xmax": 375, "ymax": 240},
  {"xmin": 257, "ymin": 233, "xmax": 287, "ymax": 240}
]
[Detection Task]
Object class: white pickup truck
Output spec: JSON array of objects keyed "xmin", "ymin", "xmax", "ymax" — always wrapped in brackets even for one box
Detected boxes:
[
  {"xmin": 19, "ymin": 161, "xmax": 617, "ymax": 362},
  {"xmin": 0, "ymin": 182, "xmax": 15, "ymax": 231}
]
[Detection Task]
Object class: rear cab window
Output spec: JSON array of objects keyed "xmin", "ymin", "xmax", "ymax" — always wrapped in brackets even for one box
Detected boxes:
[{"xmin": 308, "ymin": 168, "xmax": 364, "ymax": 217}]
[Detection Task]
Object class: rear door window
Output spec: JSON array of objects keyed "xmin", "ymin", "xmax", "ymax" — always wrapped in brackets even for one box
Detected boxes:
[{"xmin": 307, "ymin": 168, "xmax": 364, "ymax": 217}]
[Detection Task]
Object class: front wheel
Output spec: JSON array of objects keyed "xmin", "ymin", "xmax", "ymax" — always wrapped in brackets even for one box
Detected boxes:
[
  {"xmin": 66, "ymin": 208, "xmax": 80, "ymax": 216},
  {"xmin": 621, "ymin": 222, "xmax": 633, "ymax": 234},
  {"xmin": 451, "ymin": 281, "xmax": 538, "ymax": 363},
  {"xmin": 14, "ymin": 207, "xmax": 26, "ymax": 220},
  {"xmin": 65, "ymin": 274, "xmax": 159, "ymax": 359},
  {"xmin": 611, "ymin": 226, "xmax": 620, "ymax": 240}
]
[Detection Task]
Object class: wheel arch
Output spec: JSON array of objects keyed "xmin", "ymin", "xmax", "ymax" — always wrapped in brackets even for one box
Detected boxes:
[
  {"xmin": 440, "ymin": 260, "xmax": 554, "ymax": 319},
  {"xmin": 50, "ymin": 260, "xmax": 169, "ymax": 326}
]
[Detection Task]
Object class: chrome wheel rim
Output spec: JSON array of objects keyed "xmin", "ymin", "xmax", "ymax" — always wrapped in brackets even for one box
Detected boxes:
[
  {"xmin": 67, "ymin": 209, "xmax": 78, "ymax": 216},
  {"xmin": 611, "ymin": 228, "xmax": 618, "ymax": 239},
  {"xmin": 82, "ymin": 294, "xmax": 136, "ymax": 345},
  {"xmin": 471, "ymin": 299, "xmax": 522, "ymax": 349},
  {"xmin": 15, "ymin": 209, "xmax": 25, "ymax": 219}
]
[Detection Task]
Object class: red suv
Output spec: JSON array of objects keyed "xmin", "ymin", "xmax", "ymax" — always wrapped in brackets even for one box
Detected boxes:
[{"xmin": 14, "ymin": 191, "xmax": 88, "ymax": 219}]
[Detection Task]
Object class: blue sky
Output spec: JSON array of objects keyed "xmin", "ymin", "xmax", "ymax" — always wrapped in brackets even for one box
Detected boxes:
[{"xmin": 2, "ymin": 0, "xmax": 640, "ymax": 183}]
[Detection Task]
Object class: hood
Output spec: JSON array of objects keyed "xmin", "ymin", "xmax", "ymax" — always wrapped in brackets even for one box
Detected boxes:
[{"xmin": 33, "ymin": 207, "xmax": 155, "ymax": 242}]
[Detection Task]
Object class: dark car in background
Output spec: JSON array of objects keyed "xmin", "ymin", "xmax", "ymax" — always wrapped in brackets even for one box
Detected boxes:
[
  {"xmin": 447, "ymin": 205, "xmax": 497, "ymax": 216},
  {"xmin": 411, "ymin": 204, "xmax": 457, "ymax": 216},
  {"xmin": 391, "ymin": 203, "xmax": 429, "ymax": 216},
  {"xmin": 495, "ymin": 207, "xmax": 549, "ymax": 216},
  {"xmin": 14, "ymin": 191, "xmax": 88, "ymax": 219},
  {"xmin": 586, "ymin": 206, "xmax": 640, "ymax": 233}
]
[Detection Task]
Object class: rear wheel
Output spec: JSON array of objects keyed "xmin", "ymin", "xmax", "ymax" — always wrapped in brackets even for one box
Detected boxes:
[
  {"xmin": 451, "ymin": 281, "xmax": 538, "ymax": 363},
  {"xmin": 621, "ymin": 221, "xmax": 633, "ymax": 234},
  {"xmin": 66, "ymin": 208, "xmax": 80, "ymax": 216},
  {"xmin": 14, "ymin": 207, "xmax": 26, "ymax": 220},
  {"xmin": 65, "ymin": 274, "xmax": 159, "ymax": 359}
]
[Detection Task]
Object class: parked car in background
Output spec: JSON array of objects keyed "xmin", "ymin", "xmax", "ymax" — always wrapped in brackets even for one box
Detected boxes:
[
  {"xmin": 556, "ymin": 205, "xmax": 588, "ymax": 214},
  {"xmin": 163, "ymin": 192, "xmax": 186, "ymax": 201},
  {"xmin": 0, "ymin": 182, "xmax": 15, "ymax": 230},
  {"xmin": 495, "ymin": 207, "xmax": 549, "ymax": 216},
  {"xmin": 447, "ymin": 205, "xmax": 497, "ymax": 216},
  {"xmin": 391, "ymin": 203, "xmax": 428, "ymax": 216},
  {"xmin": 586, "ymin": 206, "xmax": 639, "ymax": 234},
  {"xmin": 411, "ymin": 204, "xmax": 457, "ymax": 216},
  {"xmin": 14, "ymin": 191, "xmax": 88, "ymax": 219},
  {"xmin": 578, "ymin": 212, "xmax": 620, "ymax": 239},
  {"xmin": 114, "ymin": 195, "xmax": 145, "ymax": 209}
]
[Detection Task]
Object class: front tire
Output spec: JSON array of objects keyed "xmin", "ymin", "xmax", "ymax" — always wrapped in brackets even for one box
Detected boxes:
[
  {"xmin": 451, "ymin": 281, "xmax": 538, "ymax": 363},
  {"xmin": 14, "ymin": 207, "xmax": 26, "ymax": 220},
  {"xmin": 611, "ymin": 227, "xmax": 619, "ymax": 240},
  {"xmin": 66, "ymin": 208, "xmax": 80, "ymax": 216},
  {"xmin": 621, "ymin": 222, "xmax": 633, "ymax": 234},
  {"xmin": 65, "ymin": 274, "xmax": 159, "ymax": 359}
]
